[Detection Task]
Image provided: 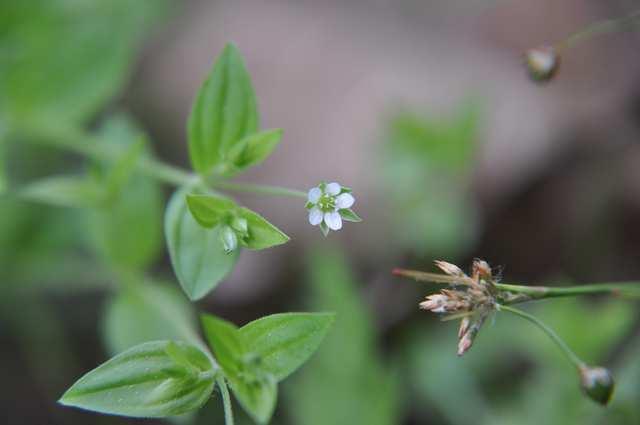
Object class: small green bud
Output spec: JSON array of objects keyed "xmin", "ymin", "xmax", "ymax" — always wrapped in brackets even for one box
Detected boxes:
[
  {"xmin": 525, "ymin": 46, "xmax": 560, "ymax": 83},
  {"xmin": 579, "ymin": 365, "xmax": 615, "ymax": 405},
  {"xmin": 220, "ymin": 225, "xmax": 238, "ymax": 254},
  {"xmin": 231, "ymin": 216, "xmax": 248, "ymax": 234}
]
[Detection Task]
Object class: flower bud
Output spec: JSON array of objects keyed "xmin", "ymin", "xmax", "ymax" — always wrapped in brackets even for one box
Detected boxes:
[
  {"xmin": 524, "ymin": 46, "xmax": 560, "ymax": 83},
  {"xmin": 220, "ymin": 225, "xmax": 238, "ymax": 254},
  {"xmin": 472, "ymin": 259, "xmax": 492, "ymax": 281},
  {"xmin": 458, "ymin": 317, "xmax": 471, "ymax": 339},
  {"xmin": 231, "ymin": 216, "xmax": 248, "ymax": 234},
  {"xmin": 579, "ymin": 365, "xmax": 615, "ymax": 405},
  {"xmin": 435, "ymin": 260, "xmax": 465, "ymax": 277}
]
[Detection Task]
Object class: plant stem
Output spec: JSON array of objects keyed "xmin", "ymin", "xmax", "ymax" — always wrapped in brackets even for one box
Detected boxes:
[
  {"xmin": 495, "ymin": 282, "xmax": 640, "ymax": 303},
  {"xmin": 498, "ymin": 304, "xmax": 585, "ymax": 369},
  {"xmin": 13, "ymin": 122, "xmax": 307, "ymax": 199},
  {"xmin": 209, "ymin": 180, "xmax": 307, "ymax": 199},
  {"xmin": 557, "ymin": 9, "xmax": 640, "ymax": 50},
  {"xmin": 217, "ymin": 376, "xmax": 235, "ymax": 425}
]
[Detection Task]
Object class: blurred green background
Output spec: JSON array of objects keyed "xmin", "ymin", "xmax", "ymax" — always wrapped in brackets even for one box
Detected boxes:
[{"xmin": 2, "ymin": 1, "xmax": 640, "ymax": 424}]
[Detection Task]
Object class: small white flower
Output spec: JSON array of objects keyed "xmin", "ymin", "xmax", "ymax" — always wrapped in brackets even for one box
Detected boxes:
[{"xmin": 305, "ymin": 181, "xmax": 361, "ymax": 235}]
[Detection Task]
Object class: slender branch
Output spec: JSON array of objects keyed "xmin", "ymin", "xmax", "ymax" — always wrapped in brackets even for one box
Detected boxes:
[
  {"xmin": 209, "ymin": 180, "xmax": 307, "ymax": 199},
  {"xmin": 557, "ymin": 9, "xmax": 640, "ymax": 50},
  {"xmin": 498, "ymin": 304, "xmax": 584, "ymax": 369},
  {"xmin": 495, "ymin": 282, "xmax": 640, "ymax": 303},
  {"xmin": 217, "ymin": 377, "xmax": 235, "ymax": 425},
  {"xmin": 11, "ymin": 122, "xmax": 308, "ymax": 199}
]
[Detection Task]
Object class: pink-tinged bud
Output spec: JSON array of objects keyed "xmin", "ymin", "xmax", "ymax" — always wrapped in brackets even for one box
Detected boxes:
[
  {"xmin": 435, "ymin": 260, "xmax": 465, "ymax": 277},
  {"xmin": 458, "ymin": 317, "xmax": 471, "ymax": 339},
  {"xmin": 579, "ymin": 366, "xmax": 615, "ymax": 405},
  {"xmin": 525, "ymin": 46, "xmax": 560, "ymax": 83},
  {"xmin": 472, "ymin": 259, "xmax": 492, "ymax": 282},
  {"xmin": 457, "ymin": 332, "xmax": 474, "ymax": 356},
  {"xmin": 419, "ymin": 294, "xmax": 448, "ymax": 312}
]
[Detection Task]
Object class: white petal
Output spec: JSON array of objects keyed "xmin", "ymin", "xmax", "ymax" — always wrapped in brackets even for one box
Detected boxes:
[
  {"xmin": 335, "ymin": 193, "xmax": 355, "ymax": 209},
  {"xmin": 308, "ymin": 187, "xmax": 322, "ymax": 203},
  {"xmin": 308, "ymin": 208, "xmax": 323, "ymax": 226},
  {"xmin": 324, "ymin": 211, "xmax": 342, "ymax": 230},
  {"xmin": 325, "ymin": 182, "xmax": 341, "ymax": 196}
]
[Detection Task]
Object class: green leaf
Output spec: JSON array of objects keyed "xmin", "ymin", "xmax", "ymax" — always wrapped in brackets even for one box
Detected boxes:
[
  {"xmin": 201, "ymin": 314, "xmax": 277, "ymax": 424},
  {"xmin": 0, "ymin": 0, "xmax": 169, "ymax": 125},
  {"xmin": 201, "ymin": 314, "xmax": 245, "ymax": 376},
  {"xmin": 188, "ymin": 43, "xmax": 259, "ymax": 175},
  {"xmin": 237, "ymin": 207, "xmax": 289, "ymax": 250},
  {"xmin": 239, "ymin": 313, "xmax": 335, "ymax": 381},
  {"xmin": 165, "ymin": 186, "xmax": 239, "ymax": 300},
  {"xmin": 339, "ymin": 208, "xmax": 362, "ymax": 222},
  {"xmin": 102, "ymin": 281, "xmax": 198, "ymax": 356},
  {"xmin": 59, "ymin": 341, "xmax": 215, "ymax": 418},
  {"xmin": 226, "ymin": 129, "xmax": 282, "ymax": 174},
  {"xmin": 18, "ymin": 175, "xmax": 101, "ymax": 207},
  {"xmin": 87, "ymin": 116, "xmax": 163, "ymax": 271},
  {"xmin": 186, "ymin": 194, "xmax": 236, "ymax": 228},
  {"xmin": 286, "ymin": 248, "xmax": 400, "ymax": 425}
]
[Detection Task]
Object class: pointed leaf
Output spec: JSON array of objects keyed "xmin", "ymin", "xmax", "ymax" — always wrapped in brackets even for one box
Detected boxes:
[
  {"xmin": 240, "ymin": 313, "xmax": 335, "ymax": 381},
  {"xmin": 186, "ymin": 194, "xmax": 236, "ymax": 228},
  {"xmin": 339, "ymin": 208, "xmax": 362, "ymax": 223},
  {"xmin": 226, "ymin": 129, "xmax": 282, "ymax": 174},
  {"xmin": 59, "ymin": 341, "xmax": 215, "ymax": 418},
  {"xmin": 188, "ymin": 43, "xmax": 259, "ymax": 175},
  {"xmin": 238, "ymin": 207, "xmax": 289, "ymax": 250},
  {"xmin": 165, "ymin": 187, "xmax": 238, "ymax": 300}
]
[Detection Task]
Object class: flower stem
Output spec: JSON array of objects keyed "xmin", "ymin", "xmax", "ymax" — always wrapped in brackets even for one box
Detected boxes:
[
  {"xmin": 209, "ymin": 180, "xmax": 307, "ymax": 199},
  {"xmin": 498, "ymin": 304, "xmax": 585, "ymax": 369},
  {"xmin": 495, "ymin": 282, "xmax": 640, "ymax": 303},
  {"xmin": 217, "ymin": 376, "xmax": 235, "ymax": 425},
  {"xmin": 557, "ymin": 9, "xmax": 640, "ymax": 51}
]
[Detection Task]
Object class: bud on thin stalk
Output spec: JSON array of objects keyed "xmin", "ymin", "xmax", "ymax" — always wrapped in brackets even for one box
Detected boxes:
[{"xmin": 579, "ymin": 365, "xmax": 615, "ymax": 406}]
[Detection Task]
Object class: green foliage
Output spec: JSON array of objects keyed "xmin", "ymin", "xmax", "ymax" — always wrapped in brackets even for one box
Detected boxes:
[
  {"xmin": 188, "ymin": 43, "xmax": 259, "ymax": 175},
  {"xmin": 202, "ymin": 312, "xmax": 335, "ymax": 424},
  {"xmin": 187, "ymin": 193, "xmax": 289, "ymax": 251},
  {"xmin": 225, "ymin": 129, "xmax": 283, "ymax": 176},
  {"xmin": 0, "ymin": 0, "xmax": 168, "ymax": 126},
  {"xmin": 87, "ymin": 116, "xmax": 163, "ymax": 272},
  {"xmin": 239, "ymin": 313, "xmax": 335, "ymax": 381},
  {"xmin": 165, "ymin": 187, "xmax": 239, "ymax": 301},
  {"xmin": 102, "ymin": 281, "xmax": 198, "ymax": 356},
  {"xmin": 287, "ymin": 248, "xmax": 400, "ymax": 425},
  {"xmin": 59, "ymin": 341, "xmax": 216, "ymax": 417},
  {"xmin": 380, "ymin": 102, "xmax": 481, "ymax": 256},
  {"xmin": 18, "ymin": 175, "xmax": 102, "ymax": 208}
]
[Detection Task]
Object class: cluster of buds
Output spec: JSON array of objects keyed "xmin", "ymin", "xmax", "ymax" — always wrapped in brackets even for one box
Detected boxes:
[{"xmin": 398, "ymin": 259, "xmax": 498, "ymax": 356}]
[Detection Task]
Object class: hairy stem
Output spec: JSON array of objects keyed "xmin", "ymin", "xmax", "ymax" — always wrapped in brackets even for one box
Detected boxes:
[
  {"xmin": 557, "ymin": 9, "xmax": 640, "ymax": 50},
  {"xmin": 12, "ymin": 122, "xmax": 306, "ymax": 199},
  {"xmin": 209, "ymin": 180, "xmax": 307, "ymax": 199},
  {"xmin": 499, "ymin": 304, "xmax": 584, "ymax": 369},
  {"xmin": 495, "ymin": 282, "xmax": 640, "ymax": 303},
  {"xmin": 217, "ymin": 377, "xmax": 235, "ymax": 425}
]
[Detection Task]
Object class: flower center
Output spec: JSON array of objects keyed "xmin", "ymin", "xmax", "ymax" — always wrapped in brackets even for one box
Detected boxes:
[{"xmin": 318, "ymin": 194, "xmax": 336, "ymax": 212}]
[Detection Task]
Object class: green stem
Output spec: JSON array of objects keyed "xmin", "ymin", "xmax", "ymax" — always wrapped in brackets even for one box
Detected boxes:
[
  {"xmin": 557, "ymin": 9, "xmax": 640, "ymax": 50},
  {"xmin": 495, "ymin": 282, "xmax": 640, "ymax": 303},
  {"xmin": 498, "ymin": 304, "xmax": 584, "ymax": 369},
  {"xmin": 13, "ymin": 122, "xmax": 307, "ymax": 199},
  {"xmin": 209, "ymin": 180, "xmax": 307, "ymax": 199},
  {"xmin": 217, "ymin": 376, "xmax": 235, "ymax": 425}
]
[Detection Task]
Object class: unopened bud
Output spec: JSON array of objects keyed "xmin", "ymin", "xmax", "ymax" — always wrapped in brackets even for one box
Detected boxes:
[
  {"xmin": 220, "ymin": 225, "xmax": 238, "ymax": 253},
  {"xmin": 457, "ymin": 331, "xmax": 474, "ymax": 356},
  {"xmin": 579, "ymin": 365, "xmax": 615, "ymax": 405},
  {"xmin": 231, "ymin": 216, "xmax": 248, "ymax": 234},
  {"xmin": 435, "ymin": 260, "xmax": 465, "ymax": 277},
  {"xmin": 419, "ymin": 294, "xmax": 448, "ymax": 313},
  {"xmin": 472, "ymin": 259, "xmax": 492, "ymax": 281},
  {"xmin": 458, "ymin": 317, "xmax": 471, "ymax": 339},
  {"xmin": 525, "ymin": 46, "xmax": 560, "ymax": 83}
]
